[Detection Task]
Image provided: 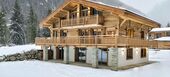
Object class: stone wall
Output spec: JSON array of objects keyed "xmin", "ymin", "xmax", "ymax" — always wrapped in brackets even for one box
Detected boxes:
[{"xmin": 0, "ymin": 50, "xmax": 43, "ymax": 62}]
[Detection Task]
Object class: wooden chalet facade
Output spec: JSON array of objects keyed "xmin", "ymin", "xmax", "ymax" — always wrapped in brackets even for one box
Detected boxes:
[{"xmin": 35, "ymin": 0, "xmax": 160, "ymax": 69}]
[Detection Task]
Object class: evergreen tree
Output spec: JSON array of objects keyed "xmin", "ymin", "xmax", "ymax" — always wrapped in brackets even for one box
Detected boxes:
[
  {"xmin": 166, "ymin": 23, "xmax": 170, "ymax": 36},
  {"xmin": 166, "ymin": 23, "xmax": 170, "ymax": 27},
  {"xmin": 26, "ymin": 5, "xmax": 38, "ymax": 43},
  {"xmin": 0, "ymin": 9, "xmax": 9, "ymax": 45},
  {"xmin": 39, "ymin": 8, "xmax": 51, "ymax": 37},
  {"xmin": 9, "ymin": 0, "xmax": 26, "ymax": 45}
]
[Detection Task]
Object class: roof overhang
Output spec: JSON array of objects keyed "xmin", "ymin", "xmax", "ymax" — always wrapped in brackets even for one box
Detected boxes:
[
  {"xmin": 154, "ymin": 37, "xmax": 170, "ymax": 41},
  {"xmin": 40, "ymin": 0, "xmax": 160, "ymax": 28},
  {"xmin": 150, "ymin": 27, "xmax": 170, "ymax": 32}
]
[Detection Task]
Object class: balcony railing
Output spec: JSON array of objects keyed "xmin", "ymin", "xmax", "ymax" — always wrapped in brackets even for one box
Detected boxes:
[
  {"xmin": 117, "ymin": 36, "xmax": 158, "ymax": 48},
  {"xmin": 35, "ymin": 35, "xmax": 158, "ymax": 48},
  {"xmin": 61, "ymin": 15, "xmax": 104, "ymax": 27}
]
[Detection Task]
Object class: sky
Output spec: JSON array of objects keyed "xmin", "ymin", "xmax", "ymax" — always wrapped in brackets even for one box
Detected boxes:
[{"xmin": 120, "ymin": 0, "xmax": 167, "ymax": 14}]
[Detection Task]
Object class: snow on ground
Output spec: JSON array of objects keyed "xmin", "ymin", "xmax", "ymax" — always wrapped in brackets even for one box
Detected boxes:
[
  {"xmin": 0, "ymin": 44, "xmax": 41, "ymax": 56},
  {"xmin": 0, "ymin": 46, "xmax": 170, "ymax": 77}
]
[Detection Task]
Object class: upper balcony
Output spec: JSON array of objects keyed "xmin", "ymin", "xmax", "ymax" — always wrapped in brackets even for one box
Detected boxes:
[
  {"xmin": 60, "ymin": 15, "xmax": 104, "ymax": 28},
  {"xmin": 35, "ymin": 35, "xmax": 158, "ymax": 48}
]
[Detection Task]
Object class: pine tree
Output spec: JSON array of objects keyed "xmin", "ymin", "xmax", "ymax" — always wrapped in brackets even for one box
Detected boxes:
[
  {"xmin": 0, "ymin": 9, "xmax": 9, "ymax": 45},
  {"xmin": 166, "ymin": 23, "xmax": 170, "ymax": 27},
  {"xmin": 166, "ymin": 23, "xmax": 170, "ymax": 36},
  {"xmin": 9, "ymin": 0, "xmax": 26, "ymax": 45},
  {"xmin": 26, "ymin": 5, "xmax": 38, "ymax": 43},
  {"xmin": 39, "ymin": 9, "xmax": 51, "ymax": 37}
]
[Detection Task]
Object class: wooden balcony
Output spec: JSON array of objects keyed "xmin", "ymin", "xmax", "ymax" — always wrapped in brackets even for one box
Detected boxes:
[
  {"xmin": 35, "ymin": 35, "xmax": 158, "ymax": 48},
  {"xmin": 158, "ymin": 42, "xmax": 170, "ymax": 49},
  {"xmin": 61, "ymin": 15, "xmax": 103, "ymax": 27}
]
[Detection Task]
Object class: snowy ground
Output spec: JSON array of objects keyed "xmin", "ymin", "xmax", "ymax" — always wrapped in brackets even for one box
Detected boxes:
[
  {"xmin": 0, "ymin": 44, "xmax": 41, "ymax": 56},
  {"xmin": 0, "ymin": 45, "xmax": 170, "ymax": 77}
]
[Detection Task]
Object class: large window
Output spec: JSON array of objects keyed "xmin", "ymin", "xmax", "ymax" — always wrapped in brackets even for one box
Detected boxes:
[
  {"xmin": 81, "ymin": 5, "xmax": 88, "ymax": 17},
  {"xmin": 126, "ymin": 48, "xmax": 133, "ymax": 60},
  {"xmin": 141, "ymin": 48, "xmax": 147, "ymax": 58}
]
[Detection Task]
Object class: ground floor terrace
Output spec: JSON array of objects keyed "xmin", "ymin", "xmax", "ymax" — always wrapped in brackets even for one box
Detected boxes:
[{"xmin": 38, "ymin": 45, "xmax": 149, "ymax": 70}]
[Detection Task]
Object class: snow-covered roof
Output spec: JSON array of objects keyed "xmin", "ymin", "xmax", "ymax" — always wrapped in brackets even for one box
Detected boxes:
[
  {"xmin": 89, "ymin": 0, "xmax": 148, "ymax": 20},
  {"xmin": 154, "ymin": 37, "xmax": 170, "ymax": 41},
  {"xmin": 150, "ymin": 27, "xmax": 170, "ymax": 32}
]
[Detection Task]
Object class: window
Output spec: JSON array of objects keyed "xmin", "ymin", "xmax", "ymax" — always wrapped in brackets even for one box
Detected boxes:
[
  {"xmin": 141, "ymin": 31, "xmax": 145, "ymax": 39},
  {"xmin": 92, "ymin": 8, "xmax": 98, "ymax": 15},
  {"xmin": 78, "ymin": 29, "xmax": 89, "ymax": 36},
  {"xmin": 70, "ymin": 12, "xmax": 77, "ymax": 19},
  {"xmin": 141, "ymin": 48, "xmax": 147, "ymax": 58},
  {"xmin": 81, "ymin": 6, "xmax": 88, "ymax": 17},
  {"xmin": 166, "ymin": 32, "xmax": 170, "ymax": 36},
  {"xmin": 81, "ymin": 10, "xmax": 88, "ymax": 17},
  {"xmin": 60, "ymin": 30, "xmax": 67, "ymax": 37},
  {"xmin": 127, "ymin": 29, "xmax": 134, "ymax": 38},
  {"xmin": 126, "ymin": 48, "xmax": 133, "ymax": 60}
]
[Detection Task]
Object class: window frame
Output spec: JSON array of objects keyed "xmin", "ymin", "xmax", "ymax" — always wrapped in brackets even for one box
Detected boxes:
[
  {"xmin": 126, "ymin": 48, "xmax": 133, "ymax": 60},
  {"xmin": 141, "ymin": 48, "xmax": 147, "ymax": 58}
]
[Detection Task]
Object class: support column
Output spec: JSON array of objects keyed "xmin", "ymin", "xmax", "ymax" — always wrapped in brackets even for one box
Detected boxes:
[
  {"xmin": 52, "ymin": 46, "xmax": 57, "ymax": 60},
  {"xmin": 92, "ymin": 47, "xmax": 98, "ymax": 68},
  {"xmin": 64, "ymin": 46, "xmax": 69, "ymax": 64},
  {"xmin": 69, "ymin": 46, "xmax": 75, "ymax": 62},
  {"xmin": 42, "ymin": 45, "xmax": 48, "ymax": 61},
  {"xmin": 108, "ymin": 48, "xmax": 118, "ymax": 70}
]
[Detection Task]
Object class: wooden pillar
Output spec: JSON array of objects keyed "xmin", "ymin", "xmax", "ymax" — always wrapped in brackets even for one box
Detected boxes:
[
  {"xmin": 115, "ymin": 18, "xmax": 120, "ymax": 48},
  {"xmin": 77, "ymin": 4, "xmax": 80, "ymax": 24},
  {"xmin": 50, "ymin": 25, "xmax": 54, "ymax": 39},
  {"xmin": 88, "ymin": 7, "xmax": 91, "ymax": 16},
  {"xmin": 67, "ymin": 11, "xmax": 70, "ymax": 26},
  {"xmin": 58, "ymin": 18, "xmax": 61, "ymax": 45},
  {"xmin": 77, "ymin": 4, "xmax": 80, "ymax": 18}
]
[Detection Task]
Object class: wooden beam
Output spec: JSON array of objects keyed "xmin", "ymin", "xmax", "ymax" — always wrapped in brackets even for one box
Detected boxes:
[{"xmin": 120, "ymin": 19, "xmax": 127, "ymax": 27}]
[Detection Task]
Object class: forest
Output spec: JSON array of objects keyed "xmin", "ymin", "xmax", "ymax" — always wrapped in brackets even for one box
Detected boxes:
[{"xmin": 0, "ymin": 0, "xmax": 64, "ymax": 46}]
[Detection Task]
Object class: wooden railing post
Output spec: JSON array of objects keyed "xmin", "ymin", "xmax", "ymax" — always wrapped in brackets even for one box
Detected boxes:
[{"xmin": 96, "ymin": 14, "xmax": 99, "ymax": 24}]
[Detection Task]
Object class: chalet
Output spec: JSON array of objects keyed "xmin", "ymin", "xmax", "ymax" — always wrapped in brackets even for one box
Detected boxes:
[
  {"xmin": 35, "ymin": 0, "xmax": 160, "ymax": 69},
  {"xmin": 150, "ymin": 27, "xmax": 170, "ymax": 49}
]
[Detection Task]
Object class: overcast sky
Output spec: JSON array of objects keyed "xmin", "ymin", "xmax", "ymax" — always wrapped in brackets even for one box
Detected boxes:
[{"xmin": 120, "ymin": 0, "xmax": 167, "ymax": 14}]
